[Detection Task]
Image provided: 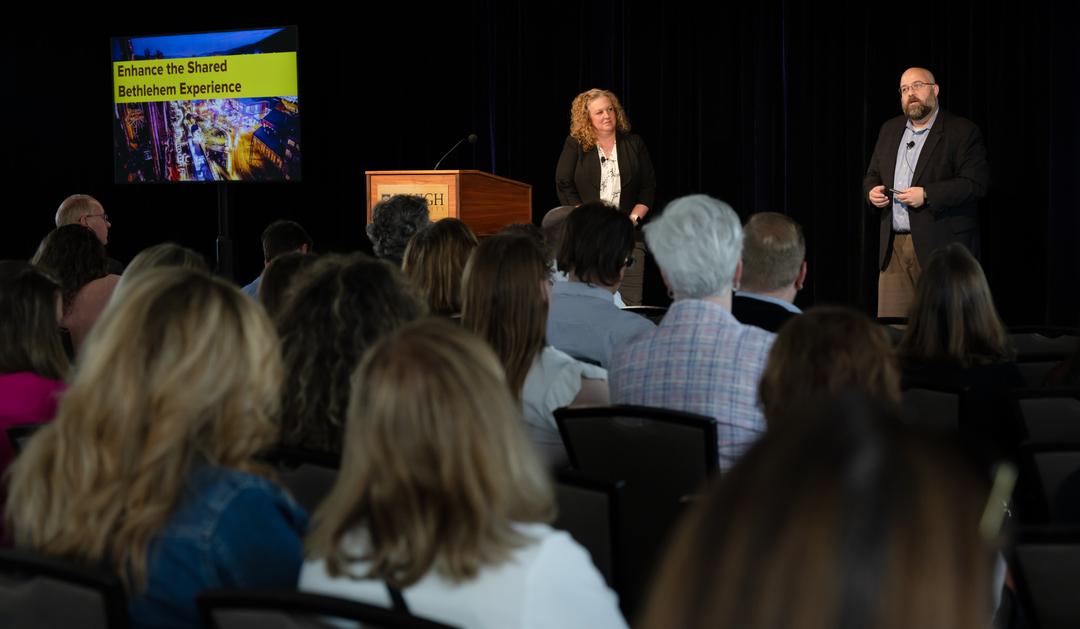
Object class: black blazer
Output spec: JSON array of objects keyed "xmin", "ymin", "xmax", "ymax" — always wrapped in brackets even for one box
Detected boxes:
[
  {"xmin": 863, "ymin": 109, "xmax": 989, "ymax": 270},
  {"xmin": 555, "ymin": 133, "xmax": 656, "ymax": 215},
  {"xmin": 731, "ymin": 294, "xmax": 798, "ymax": 333}
]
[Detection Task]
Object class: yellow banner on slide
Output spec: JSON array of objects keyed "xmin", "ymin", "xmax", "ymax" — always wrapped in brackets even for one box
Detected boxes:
[{"xmin": 114, "ymin": 52, "xmax": 297, "ymax": 103}]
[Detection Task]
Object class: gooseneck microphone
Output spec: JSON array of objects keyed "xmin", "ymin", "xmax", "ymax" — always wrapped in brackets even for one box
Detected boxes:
[
  {"xmin": 433, "ymin": 134, "xmax": 478, "ymax": 170},
  {"xmin": 906, "ymin": 140, "xmax": 915, "ymax": 150}
]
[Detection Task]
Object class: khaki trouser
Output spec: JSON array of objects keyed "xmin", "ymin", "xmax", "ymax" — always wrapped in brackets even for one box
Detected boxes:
[{"xmin": 877, "ymin": 233, "xmax": 921, "ymax": 318}]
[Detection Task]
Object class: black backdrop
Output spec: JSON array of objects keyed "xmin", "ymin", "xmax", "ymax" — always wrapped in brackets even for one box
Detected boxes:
[{"xmin": 5, "ymin": 2, "xmax": 1077, "ymax": 325}]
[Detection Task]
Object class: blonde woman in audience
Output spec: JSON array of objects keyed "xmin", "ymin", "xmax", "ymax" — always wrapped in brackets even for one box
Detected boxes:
[
  {"xmin": 31, "ymin": 224, "xmax": 121, "ymax": 354},
  {"xmin": 5, "ymin": 268, "xmax": 307, "ymax": 629},
  {"xmin": 302, "ymin": 318, "xmax": 626, "ymax": 629},
  {"xmin": 402, "ymin": 218, "xmax": 478, "ymax": 317},
  {"xmin": 113, "ymin": 242, "xmax": 207, "ymax": 294},
  {"xmin": 640, "ymin": 393, "xmax": 998, "ymax": 629},
  {"xmin": 277, "ymin": 253, "xmax": 425, "ymax": 454},
  {"xmin": 462, "ymin": 233, "xmax": 608, "ymax": 467},
  {"xmin": 758, "ymin": 306, "xmax": 901, "ymax": 430}
]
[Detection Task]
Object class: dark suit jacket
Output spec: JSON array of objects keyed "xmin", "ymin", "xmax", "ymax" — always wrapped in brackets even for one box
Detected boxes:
[
  {"xmin": 863, "ymin": 109, "xmax": 989, "ymax": 269},
  {"xmin": 555, "ymin": 133, "xmax": 656, "ymax": 215},
  {"xmin": 731, "ymin": 294, "xmax": 798, "ymax": 333}
]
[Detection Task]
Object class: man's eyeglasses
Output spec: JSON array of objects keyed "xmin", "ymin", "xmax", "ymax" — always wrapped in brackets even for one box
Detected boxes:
[
  {"xmin": 83, "ymin": 212, "xmax": 109, "ymax": 222},
  {"xmin": 623, "ymin": 255, "xmax": 636, "ymax": 269},
  {"xmin": 898, "ymin": 81, "xmax": 935, "ymax": 95}
]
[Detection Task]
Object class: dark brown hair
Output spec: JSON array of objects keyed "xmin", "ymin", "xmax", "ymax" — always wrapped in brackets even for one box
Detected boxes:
[
  {"xmin": 556, "ymin": 201, "xmax": 635, "ymax": 286},
  {"xmin": 462, "ymin": 234, "xmax": 550, "ymax": 395},
  {"xmin": 0, "ymin": 261, "xmax": 68, "ymax": 380},
  {"xmin": 31, "ymin": 225, "xmax": 109, "ymax": 312},
  {"xmin": 402, "ymin": 219, "xmax": 478, "ymax": 316},
  {"xmin": 759, "ymin": 306, "xmax": 901, "ymax": 430},
  {"xmin": 900, "ymin": 244, "xmax": 1013, "ymax": 367}
]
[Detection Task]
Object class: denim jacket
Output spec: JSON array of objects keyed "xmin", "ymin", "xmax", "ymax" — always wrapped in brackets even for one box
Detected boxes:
[{"xmin": 128, "ymin": 465, "xmax": 309, "ymax": 629}]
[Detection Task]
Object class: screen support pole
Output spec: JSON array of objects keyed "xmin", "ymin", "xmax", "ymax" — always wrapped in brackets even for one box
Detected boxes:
[{"xmin": 216, "ymin": 183, "xmax": 234, "ymax": 280}]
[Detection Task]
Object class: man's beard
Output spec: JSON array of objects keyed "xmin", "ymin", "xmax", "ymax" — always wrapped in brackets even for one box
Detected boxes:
[{"xmin": 905, "ymin": 97, "xmax": 934, "ymax": 121}]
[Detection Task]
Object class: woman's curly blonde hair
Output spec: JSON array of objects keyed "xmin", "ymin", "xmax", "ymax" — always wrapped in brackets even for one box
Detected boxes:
[{"xmin": 569, "ymin": 88, "xmax": 631, "ymax": 152}]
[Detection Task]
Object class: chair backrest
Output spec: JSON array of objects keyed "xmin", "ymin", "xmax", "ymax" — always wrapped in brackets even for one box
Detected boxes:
[
  {"xmin": 5, "ymin": 423, "xmax": 46, "ymax": 456},
  {"xmin": 621, "ymin": 305, "xmax": 667, "ymax": 324},
  {"xmin": 900, "ymin": 383, "xmax": 970, "ymax": 432},
  {"xmin": 198, "ymin": 589, "xmax": 459, "ymax": 629},
  {"xmin": 1021, "ymin": 443, "xmax": 1080, "ymax": 523},
  {"xmin": 260, "ymin": 446, "xmax": 340, "ymax": 515},
  {"xmin": 1009, "ymin": 327, "xmax": 1080, "ymax": 361},
  {"xmin": 555, "ymin": 405, "xmax": 717, "ymax": 616},
  {"xmin": 553, "ymin": 471, "xmax": 624, "ymax": 588},
  {"xmin": 1013, "ymin": 391, "xmax": 1080, "ymax": 443},
  {"xmin": 0, "ymin": 547, "xmax": 128, "ymax": 629},
  {"xmin": 1009, "ymin": 526, "xmax": 1080, "ymax": 629},
  {"xmin": 1016, "ymin": 360, "xmax": 1062, "ymax": 389}
]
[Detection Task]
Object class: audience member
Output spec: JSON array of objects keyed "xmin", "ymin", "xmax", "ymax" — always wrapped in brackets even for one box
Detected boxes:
[
  {"xmin": 242, "ymin": 220, "xmax": 313, "ymax": 297},
  {"xmin": 402, "ymin": 218, "xmax": 478, "ymax": 317},
  {"xmin": 31, "ymin": 225, "xmax": 121, "ymax": 354},
  {"xmin": 55, "ymin": 193, "xmax": 123, "ymax": 274},
  {"xmin": 301, "ymin": 318, "xmax": 626, "ymax": 629},
  {"xmin": 0, "ymin": 262, "xmax": 68, "ymax": 474},
  {"xmin": 639, "ymin": 393, "xmax": 997, "ymax": 629},
  {"xmin": 5, "ymin": 268, "xmax": 307, "ymax": 628},
  {"xmin": 758, "ymin": 306, "xmax": 901, "ymax": 430},
  {"xmin": 609, "ymin": 195, "xmax": 774, "ymax": 471},
  {"xmin": 277, "ymin": 253, "xmax": 425, "ymax": 454},
  {"xmin": 733, "ymin": 211, "xmax": 807, "ymax": 332},
  {"xmin": 114, "ymin": 242, "xmax": 207, "ymax": 296},
  {"xmin": 547, "ymin": 201, "xmax": 654, "ymax": 367},
  {"xmin": 367, "ymin": 195, "xmax": 431, "ymax": 267},
  {"xmin": 258, "ymin": 251, "xmax": 317, "ymax": 321},
  {"xmin": 463, "ymin": 233, "xmax": 608, "ymax": 467},
  {"xmin": 898, "ymin": 243, "xmax": 1023, "ymax": 458}
]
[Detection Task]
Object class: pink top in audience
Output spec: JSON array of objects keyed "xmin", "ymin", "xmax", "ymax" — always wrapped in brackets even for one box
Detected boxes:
[
  {"xmin": 0, "ymin": 371, "xmax": 65, "ymax": 469},
  {"xmin": 61, "ymin": 274, "xmax": 121, "ymax": 352}
]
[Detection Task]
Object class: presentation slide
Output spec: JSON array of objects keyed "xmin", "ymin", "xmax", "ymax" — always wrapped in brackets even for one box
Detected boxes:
[{"xmin": 112, "ymin": 27, "xmax": 300, "ymax": 183}]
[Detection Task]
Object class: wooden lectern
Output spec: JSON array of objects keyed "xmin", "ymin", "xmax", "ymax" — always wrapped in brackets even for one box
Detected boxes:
[{"xmin": 365, "ymin": 170, "xmax": 532, "ymax": 236}]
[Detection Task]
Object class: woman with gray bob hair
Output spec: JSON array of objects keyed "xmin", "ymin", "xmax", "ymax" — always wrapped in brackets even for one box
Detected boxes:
[{"xmin": 643, "ymin": 194, "xmax": 743, "ymax": 299}]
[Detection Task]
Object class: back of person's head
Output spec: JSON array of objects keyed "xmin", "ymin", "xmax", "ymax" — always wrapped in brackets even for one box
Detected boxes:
[
  {"xmin": 31, "ymin": 225, "xmax": 109, "ymax": 311},
  {"xmin": 556, "ymin": 201, "xmax": 635, "ymax": 286},
  {"xmin": 402, "ymin": 218, "xmax": 478, "ymax": 316},
  {"xmin": 6, "ymin": 268, "xmax": 281, "ymax": 588},
  {"xmin": 306, "ymin": 318, "xmax": 554, "ymax": 587},
  {"xmin": 261, "ymin": 220, "xmax": 313, "ymax": 263},
  {"xmin": 54, "ymin": 194, "xmax": 101, "ymax": 227},
  {"xmin": 366, "ymin": 195, "xmax": 431, "ymax": 265},
  {"xmin": 115, "ymin": 243, "xmax": 208, "ymax": 295},
  {"xmin": 541, "ymin": 205, "xmax": 575, "ymax": 262},
  {"xmin": 258, "ymin": 251, "xmax": 317, "ymax": 321},
  {"xmin": 900, "ymin": 243, "xmax": 1012, "ymax": 367},
  {"xmin": 645, "ymin": 194, "xmax": 743, "ymax": 300},
  {"xmin": 462, "ymin": 233, "xmax": 550, "ymax": 395},
  {"xmin": 0, "ymin": 261, "xmax": 68, "ymax": 380},
  {"xmin": 640, "ymin": 392, "xmax": 997, "ymax": 629},
  {"xmin": 277, "ymin": 253, "xmax": 425, "ymax": 453},
  {"xmin": 740, "ymin": 212, "xmax": 806, "ymax": 292},
  {"xmin": 759, "ymin": 306, "xmax": 901, "ymax": 430}
]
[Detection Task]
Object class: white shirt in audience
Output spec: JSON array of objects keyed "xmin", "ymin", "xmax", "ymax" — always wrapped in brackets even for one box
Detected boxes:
[
  {"xmin": 299, "ymin": 523, "xmax": 628, "ymax": 629},
  {"xmin": 522, "ymin": 346, "xmax": 607, "ymax": 467}
]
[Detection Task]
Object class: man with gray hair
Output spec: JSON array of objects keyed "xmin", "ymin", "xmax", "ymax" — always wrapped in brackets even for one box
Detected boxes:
[
  {"xmin": 609, "ymin": 194, "xmax": 775, "ymax": 471},
  {"xmin": 732, "ymin": 212, "xmax": 807, "ymax": 332},
  {"xmin": 56, "ymin": 194, "xmax": 123, "ymax": 274}
]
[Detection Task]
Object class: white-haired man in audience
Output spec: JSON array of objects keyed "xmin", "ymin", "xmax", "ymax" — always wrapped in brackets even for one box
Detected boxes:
[
  {"xmin": 56, "ymin": 194, "xmax": 123, "ymax": 274},
  {"xmin": 731, "ymin": 212, "xmax": 807, "ymax": 333},
  {"xmin": 609, "ymin": 194, "xmax": 775, "ymax": 471}
]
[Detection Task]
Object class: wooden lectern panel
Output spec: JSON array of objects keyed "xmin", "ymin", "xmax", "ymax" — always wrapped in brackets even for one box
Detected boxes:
[{"xmin": 366, "ymin": 170, "xmax": 531, "ymax": 236}]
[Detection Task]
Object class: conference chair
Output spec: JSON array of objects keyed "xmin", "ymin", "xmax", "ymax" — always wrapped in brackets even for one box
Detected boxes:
[
  {"xmin": 0, "ymin": 547, "xmax": 128, "ymax": 629},
  {"xmin": 198, "ymin": 589, "xmax": 458, "ymax": 629}
]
